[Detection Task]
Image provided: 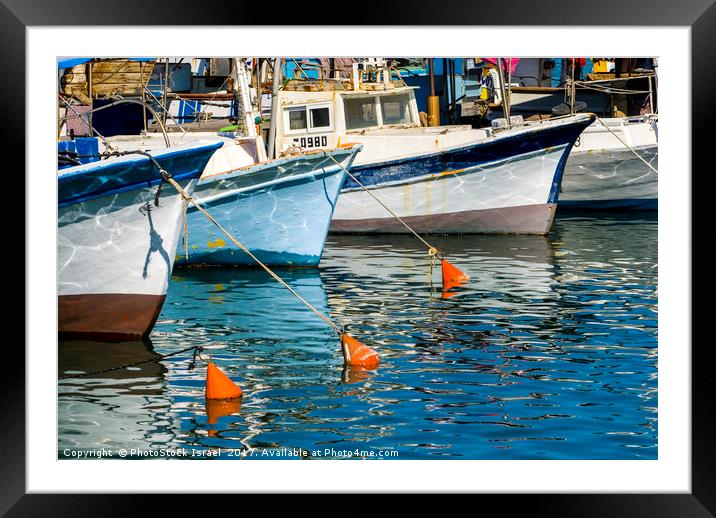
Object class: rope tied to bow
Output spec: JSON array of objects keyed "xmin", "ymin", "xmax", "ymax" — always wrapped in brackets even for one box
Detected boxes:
[
  {"xmin": 59, "ymin": 345, "xmax": 206, "ymax": 380},
  {"xmin": 320, "ymin": 149, "xmax": 469, "ymax": 290}
]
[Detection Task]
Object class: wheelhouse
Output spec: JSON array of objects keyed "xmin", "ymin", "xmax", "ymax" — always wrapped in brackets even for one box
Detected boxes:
[{"xmin": 275, "ymin": 88, "xmax": 421, "ymax": 153}]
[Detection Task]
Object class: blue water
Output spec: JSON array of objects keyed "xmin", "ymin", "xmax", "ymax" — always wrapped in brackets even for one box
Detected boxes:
[{"xmin": 58, "ymin": 212, "xmax": 657, "ymax": 459}]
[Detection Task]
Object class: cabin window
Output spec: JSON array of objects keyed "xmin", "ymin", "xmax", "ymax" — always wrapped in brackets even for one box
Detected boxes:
[
  {"xmin": 284, "ymin": 104, "xmax": 333, "ymax": 134},
  {"xmin": 380, "ymin": 93, "xmax": 412, "ymax": 125},
  {"xmin": 287, "ymin": 108, "xmax": 308, "ymax": 131},
  {"xmin": 344, "ymin": 96, "xmax": 379, "ymax": 130},
  {"xmin": 310, "ymin": 107, "xmax": 331, "ymax": 129}
]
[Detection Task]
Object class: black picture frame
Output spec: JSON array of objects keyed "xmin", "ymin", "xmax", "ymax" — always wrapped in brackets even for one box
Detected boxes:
[{"xmin": 6, "ymin": 0, "xmax": 710, "ymax": 514}]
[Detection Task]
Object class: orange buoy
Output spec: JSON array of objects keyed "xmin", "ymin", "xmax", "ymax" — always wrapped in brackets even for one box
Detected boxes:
[
  {"xmin": 205, "ymin": 362, "xmax": 243, "ymax": 400},
  {"xmin": 341, "ymin": 333, "xmax": 380, "ymax": 370},
  {"xmin": 441, "ymin": 259, "xmax": 470, "ymax": 289}
]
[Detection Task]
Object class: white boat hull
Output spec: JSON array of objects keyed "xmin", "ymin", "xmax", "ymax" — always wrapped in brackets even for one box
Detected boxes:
[
  {"xmin": 331, "ymin": 146, "xmax": 567, "ymax": 234},
  {"xmin": 330, "ymin": 114, "xmax": 595, "ymax": 234},
  {"xmin": 560, "ymin": 117, "xmax": 658, "ymax": 209},
  {"xmin": 58, "ymin": 143, "xmax": 220, "ymax": 340}
]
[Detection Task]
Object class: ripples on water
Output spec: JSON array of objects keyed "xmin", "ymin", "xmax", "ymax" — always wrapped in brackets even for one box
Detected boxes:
[{"xmin": 58, "ymin": 212, "xmax": 658, "ymax": 459}]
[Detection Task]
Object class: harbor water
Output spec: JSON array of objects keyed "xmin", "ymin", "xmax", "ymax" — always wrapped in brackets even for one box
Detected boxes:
[{"xmin": 58, "ymin": 212, "xmax": 657, "ymax": 460}]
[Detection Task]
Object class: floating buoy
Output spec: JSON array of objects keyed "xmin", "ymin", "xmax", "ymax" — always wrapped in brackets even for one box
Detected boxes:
[
  {"xmin": 205, "ymin": 362, "xmax": 243, "ymax": 400},
  {"xmin": 163, "ymin": 175, "xmax": 379, "ymax": 378},
  {"xmin": 341, "ymin": 333, "xmax": 380, "ymax": 369},
  {"xmin": 441, "ymin": 258, "xmax": 470, "ymax": 289}
]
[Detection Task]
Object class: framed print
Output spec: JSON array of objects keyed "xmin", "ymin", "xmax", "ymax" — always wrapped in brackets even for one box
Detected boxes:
[{"xmin": 6, "ymin": 0, "xmax": 711, "ymax": 514}]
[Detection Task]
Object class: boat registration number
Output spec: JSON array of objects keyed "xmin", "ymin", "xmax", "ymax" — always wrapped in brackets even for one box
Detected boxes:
[{"xmin": 293, "ymin": 135, "xmax": 328, "ymax": 148}]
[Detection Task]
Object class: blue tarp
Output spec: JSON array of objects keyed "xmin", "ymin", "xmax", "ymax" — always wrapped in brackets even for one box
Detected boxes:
[{"xmin": 57, "ymin": 57, "xmax": 155, "ymax": 69}]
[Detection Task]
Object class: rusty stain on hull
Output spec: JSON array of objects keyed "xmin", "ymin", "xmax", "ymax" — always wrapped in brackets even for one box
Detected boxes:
[{"xmin": 58, "ymin": 293, "xmax": 166, "ymax": 341}]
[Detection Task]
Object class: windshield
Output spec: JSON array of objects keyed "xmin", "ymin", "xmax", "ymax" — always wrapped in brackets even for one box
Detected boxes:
[
  {"xmin": 343, "ymin": 93, "xmax": 414, "ymax": 130},
  {"xmin": 344, "ymin": 96, "xmax": 378, "ymax": 130},
  {"xmin": 380, "ymin": 93, "xmax": 412, "ymax": 125}
]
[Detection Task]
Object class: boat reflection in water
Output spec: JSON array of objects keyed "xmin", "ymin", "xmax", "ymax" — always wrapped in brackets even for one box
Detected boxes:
[
  {"xmin": 58, "ymin": 339, "xmax": 177, "ymax": 455},
  {"xmin": 320, "ymin": 232, "xmax": 559, "ymax": 365},
  {"xmin": 150, "ymin": 268, "xmax": 339, "ymax": 451},
  {"xmin": 58, "ymin": 213, "xmax": 657, "ymax": 459}
]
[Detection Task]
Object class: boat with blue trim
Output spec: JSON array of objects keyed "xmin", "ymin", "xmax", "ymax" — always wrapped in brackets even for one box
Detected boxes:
[
  {"xmin": 58, "ymin": 140, "xmax": 222, "ymax": 341},
  {"xmin": 559, "ymin": 115, "xmax": 657, "ymax": 210},
  {"xmin": 91, "ymin": 59, "xmax": 364, "ymax": 267},
  {"xmin": 271, "ymin": 59, "xmax": 594, "ymax": 234},
  {"xmin": 454, "ymin": 58, "xmax": 658, "ymax": 210},
  {"xmin": 179, "ymin": 144, "xmax": 361, "ymax": 266}
]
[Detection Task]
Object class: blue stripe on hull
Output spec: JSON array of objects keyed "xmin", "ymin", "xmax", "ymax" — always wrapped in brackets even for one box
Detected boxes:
[
  {"xmin": 179, "ymin": 248, "xmax": 322, "ymax": 267},
  {"xmin": 342, "ymin": 116, "xmax": 595, "ymax": 198},
  {"xmin": 558, "ymin": 198, "xmax": 658, "ymax": 210},
  {"xmin": 58, "ymin": 142, "xmax": 223, "ymax": 208},
  {"xmin": 179, "ymin": 153, "xmax": 351, "ymax": 267}
]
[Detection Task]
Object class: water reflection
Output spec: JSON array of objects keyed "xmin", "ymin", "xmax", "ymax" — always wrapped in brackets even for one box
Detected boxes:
[
  {"xmin": 58, "ymin": 213, "xmax": 657, "ymax": 459},
  {"xmin": 58, "ymin": 339, "xmax": 176, "ymax": 454}
]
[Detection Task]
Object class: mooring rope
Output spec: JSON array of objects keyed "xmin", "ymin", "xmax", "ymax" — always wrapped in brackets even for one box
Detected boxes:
[
  {"xmin": 595, "ymin": 116, "xmax": 658, "ymax": 175},
  {"xmin": 321, "ymin": 150, "xmax": 441, "ymax": 260},
  {"xmin": 157, "ymin": 169, "xmax": 344, "ymax": 337},
  {"xmin": 182, "ymin": 201, "xmax": 190, "ymax": 260},
  {"xmin": 59, "ymin": 345, "xmax": 204, "ymax": 380},
  {"xmin": 62, "ymin": 148, "xmax": 347, "ymax": 336}
]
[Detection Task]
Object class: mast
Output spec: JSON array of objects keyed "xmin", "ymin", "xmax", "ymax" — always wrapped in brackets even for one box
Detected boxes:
[
  {"xmin": 162, "ymin": 59, "xmax": 169, "ymax": 128},
  {"xmin": 497, "ymin": 58, "xmax": 511, "ymax": 128},
  {"xmin": 449, "ymin": 58, "xmax": 457, "ymax": 124},
  {"xmin": 267, "ymin": 58, "xmax": 282, "ymax": 160},
  {"xmin": 569, "ymin": 58, "xmax": 576, "ymax": 115}
]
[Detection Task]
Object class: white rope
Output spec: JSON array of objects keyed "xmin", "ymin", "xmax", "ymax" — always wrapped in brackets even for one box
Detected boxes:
[
  {"xmin": 321, "ymin": 150, "xmax": 440, "ymax": 258},
  {"xmin": 163, "ymin": 174, "xmax": 343, "ymax": 336},
  {"xmin": 595, "ymin": 116, "xmax": 658, "ymax": 175}
]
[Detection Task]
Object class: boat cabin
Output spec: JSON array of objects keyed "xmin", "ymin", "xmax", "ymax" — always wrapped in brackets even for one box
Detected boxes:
[{"xmin": 273, "ymin": 60, "xmax": 422, "ymax": 155}]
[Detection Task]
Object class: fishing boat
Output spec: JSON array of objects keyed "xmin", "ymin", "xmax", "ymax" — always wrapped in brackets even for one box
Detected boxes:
[
  {"xmin": 94, "ymin": 58, "xmax": 363, "ymax": 267},
  {"xmin": 58, "ymin": 140, "xmax": 222, "ymax": 341},
  {"xmin": 466, "ymin": 58, "xmax": 659, "ymax": 210},
  {"xmin": 270, "ymin": 58, "xmax": 595, "ymax": 235},
  {"xmin": 179, "ymin": 145, "xmax": 361, "ymax": 266},
  {"xmin": 559, "ymin": 115, "xmax": 657, "ymax": 209}
]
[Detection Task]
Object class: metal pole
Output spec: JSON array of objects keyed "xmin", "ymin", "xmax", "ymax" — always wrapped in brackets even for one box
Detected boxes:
[
  {"xmin": 441, "ymin": 58, "xmax": 448, "ymax": 123},
  {"xmin": 653, "ymin": 58, "xmax": 659, "ymax": 114},
  {"xmin": 162, "ymin": 59, "xmax": 169, "ymax": 127},
  {"xmin": 254, "ymin": 58, "xmax": 261, "ymax": 111},
  {"xmin": 506, "ymin": 58, "xmax": 512, "ymax": 116},
  {"xmin": 88, "ymin": 61, "xmax": 93, "ymax": 135},
  {"xmin": 141, "ymin": 61, "xmax": 148, "ymax": 133},
  {"xmin": 267, "ymin": 58, "xmax": 282, "ymax": 160},
  {"xmin": 569, "ymin": 58, "xmax": 575, "ymax": 115},
  {"xmin": 497, "ymin": 58, "xmax": 510, "ymax": 128},
  {"xmin": 429, "ymin": 58, "xmax": 436, "ymax": 96},
  {"xmin": 450, "ymin": 58, "xmax": 457, "ymax": 124}
]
